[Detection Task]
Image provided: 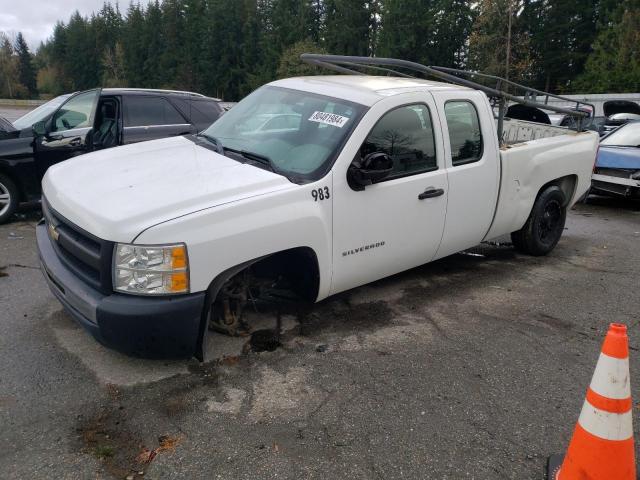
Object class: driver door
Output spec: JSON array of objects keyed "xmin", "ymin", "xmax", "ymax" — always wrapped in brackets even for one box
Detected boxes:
[
  {"xmin": 331, "ymin": 99, "xmax": 449, "ymax": 295},
  {"xmin": 35, "ymin": 89, "xmax": 101, "ymax": 179}
]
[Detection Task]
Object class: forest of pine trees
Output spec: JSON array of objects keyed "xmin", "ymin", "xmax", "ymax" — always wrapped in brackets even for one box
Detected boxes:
[{"xmin": 1, "ymin": 0, "xmax": 639, "ymax": 101}]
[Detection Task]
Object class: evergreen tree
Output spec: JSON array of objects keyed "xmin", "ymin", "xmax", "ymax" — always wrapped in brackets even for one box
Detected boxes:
[
  {"xmin": 25, "ymin": 0, "xmax": 640, "ymax": 100},
  {"xmin": 523, "ymin": 0, "xmax": 600, "ymax": 92},
  {"xmin": 122, "ymin": 2, "xmax": 147, "ymax": 87},
  {"xmin": 574, "ymin": 0, "xmax": 640, "ymax": 92},
  {"xmin": 14, "ymin": 32, "xmax": 38, "ymax": 97},
  {"xmin": 143, "ymin": 1, "xmax": 166, "ymax": 88},
  {"xmin": 378, "ymin": 0, "xmax": 472, "ymax": 67},
  {"xmin": 0, "ymin": 33, "xmax": 20, "ymax": 98},
  {"xmin": 64, "ymin": 11, "xmax": 99, "ymax": 89},
  {"xmin": 323, "ymin": 0, "xmax": 372, "ymax": 56}
]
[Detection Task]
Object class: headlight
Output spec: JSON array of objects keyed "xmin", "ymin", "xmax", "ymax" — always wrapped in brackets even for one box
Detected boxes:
[{"xmin": 113, "ymin": 243, "xmax": 189, "ymax": 295}]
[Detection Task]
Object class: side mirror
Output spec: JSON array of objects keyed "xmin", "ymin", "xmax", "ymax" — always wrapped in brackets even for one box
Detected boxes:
[
  {"xmin": 32, "ymin": 120, "xmax": 47, "ymax": 137},
  {"xmin": 347, "ymin": 152, "xmax": 394, "ymax": 190}
]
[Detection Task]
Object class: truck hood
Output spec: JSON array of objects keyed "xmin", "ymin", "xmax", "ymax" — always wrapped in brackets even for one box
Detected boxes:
[{"xmin": 42, "ymin": 135, "xmax": 294, "ymax": 242}]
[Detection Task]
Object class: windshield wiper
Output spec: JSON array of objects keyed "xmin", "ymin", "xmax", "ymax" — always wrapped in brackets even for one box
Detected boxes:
[
  {"xmin": 223, "ymin": 146, "xmax": 291, "ymax": 180},
  {"xmin": 196, "ymin": 132, "xmax": 224, "ymax": 154}
]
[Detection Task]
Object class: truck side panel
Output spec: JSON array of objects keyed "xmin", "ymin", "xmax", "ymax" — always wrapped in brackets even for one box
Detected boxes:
[
  {"xmin": 134, "ymin": 181, "xmax": 334, "ymax": 300},
  {"xmin": 485, "ymin": 131, "xmax": 599, "ymax": 240}
]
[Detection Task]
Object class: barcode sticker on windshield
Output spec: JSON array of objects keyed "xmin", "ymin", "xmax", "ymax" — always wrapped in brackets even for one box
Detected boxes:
[{"xmin": 308, "ymin": 111, "xmax": 350, "ymax": 128}]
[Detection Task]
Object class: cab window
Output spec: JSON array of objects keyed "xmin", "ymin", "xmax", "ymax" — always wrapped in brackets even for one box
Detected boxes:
[
  {"xmin": 444, "ymin": 101, "xmax": 483, "ymax": 166},
  {"xmin": 360, "ymin": 104, "xmax": 437, "ymax": 180},
  {"xmin": 51, "ymin": 91, "xmax": 98, "ymax": 132}
]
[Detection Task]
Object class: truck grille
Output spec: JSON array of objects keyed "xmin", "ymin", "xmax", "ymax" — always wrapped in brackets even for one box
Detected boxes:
[{"xmin": 42, "ymin": 198, "xmax": 114, "ymax": 294}]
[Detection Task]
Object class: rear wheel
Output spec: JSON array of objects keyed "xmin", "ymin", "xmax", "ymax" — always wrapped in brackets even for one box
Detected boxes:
[
  {"xmin": 511, "ymin": 185, "xmax": 566, "ymax": 256},
  {"xmin": 0, "ymin": 173, "xmax": 19, "ymax": 225}
]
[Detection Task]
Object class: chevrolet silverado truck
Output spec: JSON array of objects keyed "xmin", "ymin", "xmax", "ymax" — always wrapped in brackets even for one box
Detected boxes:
[{"xmin": 36, "ymin": 55, "xmax": 599, "ymax": 360}]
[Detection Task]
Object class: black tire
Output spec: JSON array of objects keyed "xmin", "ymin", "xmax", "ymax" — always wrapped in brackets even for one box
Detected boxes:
[
  {"xmin": 0, "ymin": 173, "xmax": 19, "ymax": 225},
  {"xmin": 511, "ymin": 185, "xmax": 567, "ymax": 256}
]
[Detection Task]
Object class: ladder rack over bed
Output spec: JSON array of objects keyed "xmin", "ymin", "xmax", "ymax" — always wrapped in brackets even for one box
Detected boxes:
[{"xmin": 300, "ymin": 54, "xmax": 595, "ymax": 145}]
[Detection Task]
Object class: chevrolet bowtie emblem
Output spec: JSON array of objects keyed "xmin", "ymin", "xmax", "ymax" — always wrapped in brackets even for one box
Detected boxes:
[{"xmin": 48, "ymin": 223, "xmax": 59, "ymax": 241}]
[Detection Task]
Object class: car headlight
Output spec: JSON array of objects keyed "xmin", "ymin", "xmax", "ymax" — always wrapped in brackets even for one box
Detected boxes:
[{"xmin": 113, "ymin": 243, "xmax": 189, "ymax": 295}]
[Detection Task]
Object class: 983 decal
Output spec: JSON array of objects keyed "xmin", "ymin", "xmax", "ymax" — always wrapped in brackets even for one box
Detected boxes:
[{"xmin": 311, "ymin": 187, "xmax": 330, "ymax": 202}]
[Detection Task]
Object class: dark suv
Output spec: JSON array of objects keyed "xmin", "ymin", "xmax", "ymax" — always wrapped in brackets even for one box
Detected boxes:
[{"xmin": 0, "ymin": 88, "xmax": 224, "ymax": 223}]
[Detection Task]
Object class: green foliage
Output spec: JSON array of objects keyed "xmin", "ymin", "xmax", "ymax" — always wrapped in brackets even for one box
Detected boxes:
[
  {"xmin": 573, "ymin": 0, "xmax": 640, "ymax": 93},
  {"xmin": 1, "ymin": 0, "xmax": 637, "ymax": 100},
  {"xmin": 523, "ymin": 0, "xmax": 602, "ymax": 92},
  {"xmin": 468, "ymin": 0, "xmax": 531, "ymax": 82},
  {"xmin": 276, "ymin": 40, "xmax": 326, "ymax": 78},
  {"xmin": 0, "ymin": 33, "xmax": 19, "ymax": 98},
  {"xmin": 14, "ymin": 33, "xmax": 38, "ymax": 97},
  {"xmin": 378, "ymin": 0, "xmax": 474, "ymax": 68},
  {"xmin": 323, "ymin": 0, "xmax": 375, "ymax": 56}
]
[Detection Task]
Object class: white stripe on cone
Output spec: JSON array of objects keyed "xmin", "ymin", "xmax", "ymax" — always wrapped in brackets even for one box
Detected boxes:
[
  {"xmin": 590, "ymin": 353, "xmax": 631, "ymax": 400},
  {"xmin": 577, "ymin": 400, "xmax": 634, "ymax": 441}
]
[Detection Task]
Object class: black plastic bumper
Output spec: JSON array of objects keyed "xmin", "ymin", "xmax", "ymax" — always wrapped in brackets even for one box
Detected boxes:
[{"xmin": 36, "ymin": 221, "xmax": 205, "ymax": 358}]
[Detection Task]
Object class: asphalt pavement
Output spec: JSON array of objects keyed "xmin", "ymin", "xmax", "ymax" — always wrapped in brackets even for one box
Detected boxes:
[
  {"xmin": 0, "ymin": 197, "xmax": 639, "ymax": 479},
  {"xmin": 0, "ymin": 106, "xmax": 32, "ymax": 123}
]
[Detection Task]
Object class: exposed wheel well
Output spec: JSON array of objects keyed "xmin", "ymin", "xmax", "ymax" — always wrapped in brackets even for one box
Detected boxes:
[
  {"xmin": 539, "ymin": 175, "xmax": 577, "ymax": 206},
  {"xmin": 195, "ymin": 247, "xmax": 320, "ymax": 360}
]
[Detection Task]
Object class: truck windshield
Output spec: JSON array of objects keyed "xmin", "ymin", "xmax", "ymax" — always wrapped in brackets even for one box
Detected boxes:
[
  {"xmin": 600, "ymin": 122, "xmax": 640, "ymax": 147},
  {"xmin": 13, "ymin": 94, "xmax": 72, "ymax": 130},
  {"xmin": 201, "ymin": 86, "xmax": 365, "ymax": 182}
]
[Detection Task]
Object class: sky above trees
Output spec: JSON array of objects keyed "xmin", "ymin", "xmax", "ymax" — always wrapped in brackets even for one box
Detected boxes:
[{"xmin": 0, "ymin": 0, "xmax": 153, "ymax": 49}]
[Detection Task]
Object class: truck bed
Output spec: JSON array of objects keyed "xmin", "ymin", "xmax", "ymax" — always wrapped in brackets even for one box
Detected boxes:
[
  {"xmin": 485, "ymin": 129, "xmax": 599, "ymax": 240},
  {"xmin": 499, "ymin": 117, "xmax": 571, "ymax": 145}
]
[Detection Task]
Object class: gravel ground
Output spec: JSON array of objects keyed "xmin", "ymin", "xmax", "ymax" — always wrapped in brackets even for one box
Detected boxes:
[{"xmin": 0, "ymin": 196, "xmax": 639, "ymax": 479}]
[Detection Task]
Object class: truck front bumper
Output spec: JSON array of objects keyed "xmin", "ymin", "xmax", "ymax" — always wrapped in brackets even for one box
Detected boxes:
[{"xmin": 36, "ymin": 220, "xmax": 205, "ymax": 358}]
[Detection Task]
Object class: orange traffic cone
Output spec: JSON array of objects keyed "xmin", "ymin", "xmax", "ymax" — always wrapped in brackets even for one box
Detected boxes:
[{"xmin": 547, "ymin": 323, "xmax": 636, "ymax": 479}]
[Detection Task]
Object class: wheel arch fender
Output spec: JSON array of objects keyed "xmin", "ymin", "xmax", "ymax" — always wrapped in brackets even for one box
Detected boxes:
[{"xmin": 194, "ymin": 246, "xmax": 321, "ymax": 361}]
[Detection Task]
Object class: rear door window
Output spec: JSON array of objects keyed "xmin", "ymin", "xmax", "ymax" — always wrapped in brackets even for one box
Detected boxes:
[
  {"xmin": 444, "ymin": 101, "xmax": 483, "ymax": 165},
  {"xmin": 124, "ymin": 96, "xmax": 187, "ymax": 127},
  {"xmin": 189, "ymin": 100, "xmax": 222, "ymax": 126}
]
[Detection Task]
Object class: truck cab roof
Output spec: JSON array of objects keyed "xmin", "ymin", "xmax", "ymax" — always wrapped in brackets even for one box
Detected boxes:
[{"xmin": 270, "ymin": 75, "xmax": 471, "ymax": 107}]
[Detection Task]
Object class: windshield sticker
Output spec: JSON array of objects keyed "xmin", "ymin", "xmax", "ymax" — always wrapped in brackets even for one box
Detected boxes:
[{"xmin": 308, "ymin": 111, "xmax": 350, "ymax": 128}]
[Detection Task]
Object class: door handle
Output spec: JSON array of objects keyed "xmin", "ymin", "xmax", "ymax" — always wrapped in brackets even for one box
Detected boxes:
[
  {"xmin": 418, "ymin": 187, "xmax": 445, "ymax": 200},
  {"xmin": 68, "ymin": 137, "xmax": 82, "ymax": 147}
]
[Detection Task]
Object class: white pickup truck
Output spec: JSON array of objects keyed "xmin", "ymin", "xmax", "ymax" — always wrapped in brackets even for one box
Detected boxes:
[{"xmin": 37, "ymin": 56, "xmax": 599, "ymax": 359}]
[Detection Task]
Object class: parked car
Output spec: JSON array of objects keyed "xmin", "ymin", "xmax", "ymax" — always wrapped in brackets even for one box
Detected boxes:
[
  {"xmin": 591, "ymin": 121, "xmax": 640, "ymax": 198},
  {"xmin": 36, "ymin": 58, "xmax": 598, "ymax": 359},
  {"xmin": 0, "ymin": 88, "xmax": 224, "ymax": 223},
  {"xmin": 552, "ymin": 113, "xmax": 605, "ymax": 134},
  {"xmin": 600, "ymin": 100, "xmax": 640, "ymax": 135}
]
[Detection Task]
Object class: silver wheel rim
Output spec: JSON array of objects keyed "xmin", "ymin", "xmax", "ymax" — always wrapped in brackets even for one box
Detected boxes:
[{"xmin": 0, "ymin": 181, "xmax": 11, "ymax": 217}]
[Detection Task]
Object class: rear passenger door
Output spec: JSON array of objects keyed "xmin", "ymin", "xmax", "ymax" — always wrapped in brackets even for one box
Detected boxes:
[
  {"xmin": 432, "ymin": 91, "xmax": 500, "ymax": 259},
  {"xmin": 122, "ymin": 95, "xmax": 195, "ymax": 144}
]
